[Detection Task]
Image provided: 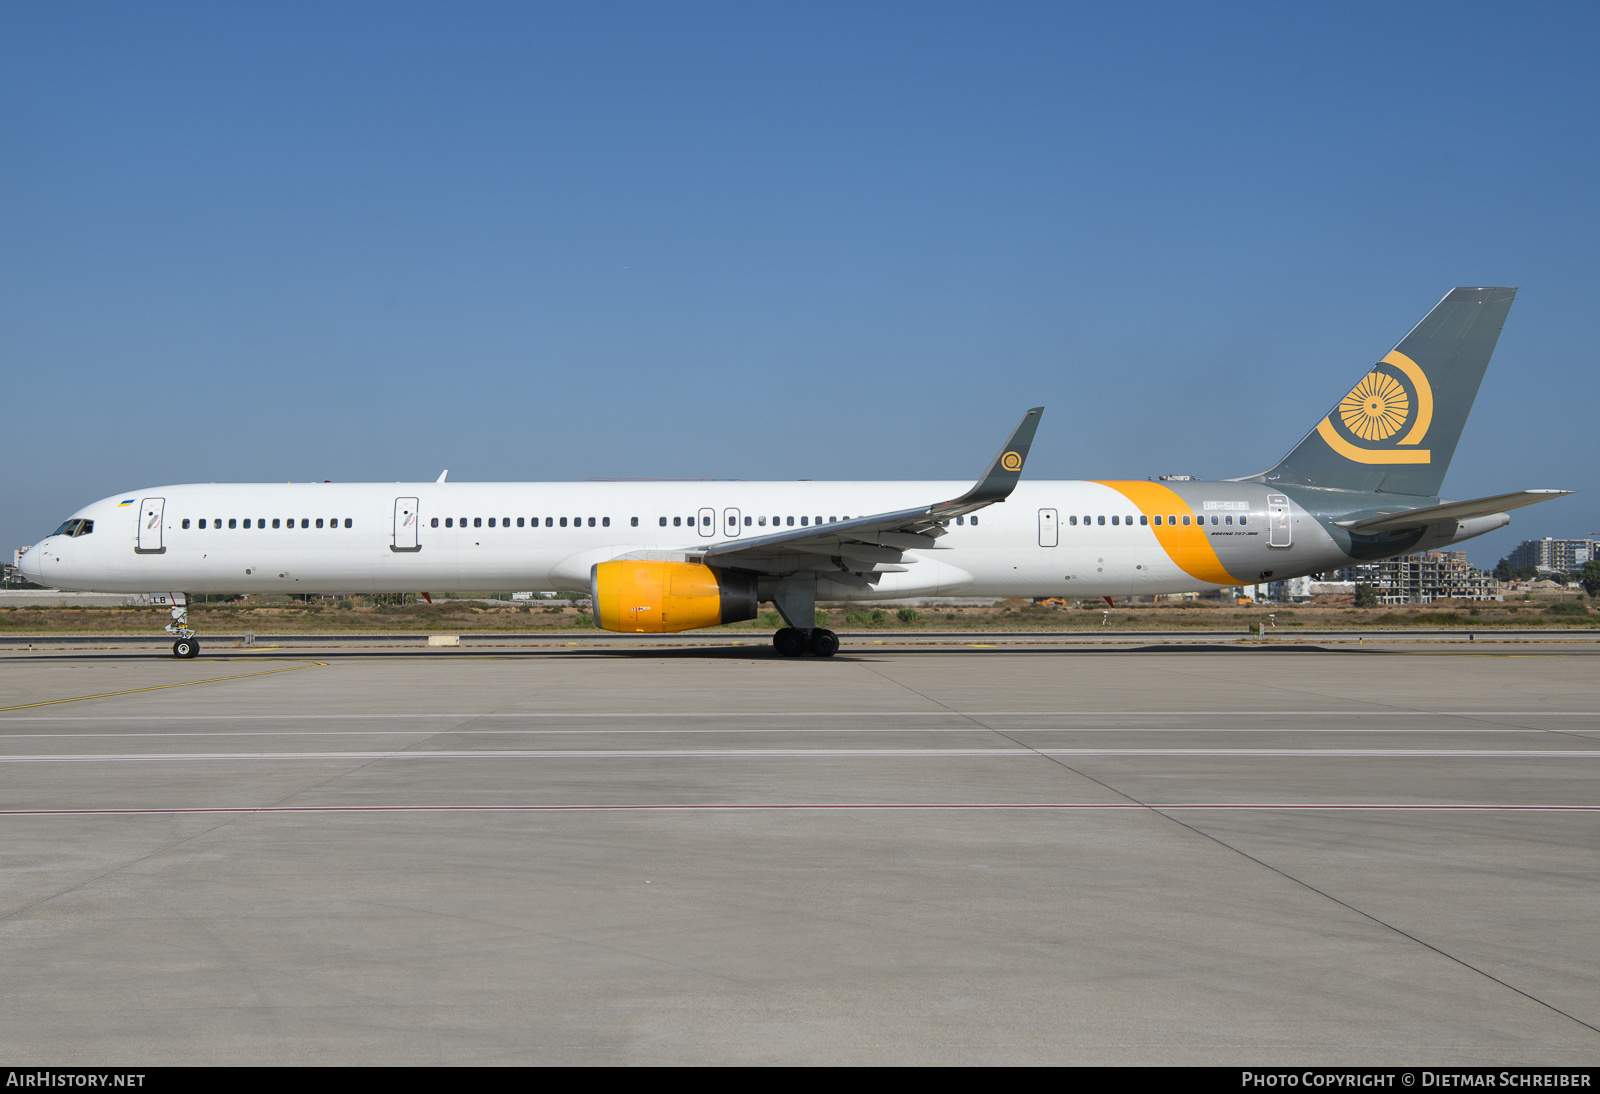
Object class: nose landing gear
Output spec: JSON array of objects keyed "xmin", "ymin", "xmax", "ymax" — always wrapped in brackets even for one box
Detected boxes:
[{"xmin": 163, "ymin": 596, "xmax": 199, "ymax": 658}]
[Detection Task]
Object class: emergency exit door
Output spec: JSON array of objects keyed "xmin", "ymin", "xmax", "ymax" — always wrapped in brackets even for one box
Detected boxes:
[
  {"xmin": 393, "ymin": 497, "xmax": 420, "ymax": 551},
  {"xmin": 1038, "ymin": 508, "xmax": 1059, "ymax": 547},
  {"xmin": 1268, "ymin": 494, "xmax": 1292, "ymax": 548},
  {"xmin": 137, "ymin": 498, "xmax": 165, "ymax": 553}
]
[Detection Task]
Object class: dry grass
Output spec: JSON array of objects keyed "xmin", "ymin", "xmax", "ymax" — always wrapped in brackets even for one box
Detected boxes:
[{"xmin": 0, "ymin": 593, "xmax": 1592, "ymax": 635}]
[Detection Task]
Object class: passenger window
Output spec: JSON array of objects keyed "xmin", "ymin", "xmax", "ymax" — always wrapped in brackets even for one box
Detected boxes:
[
  {"xmin": 199, "ymin": 519, "xmax": 208, "ymax": 529},
  {"xmin": 800, "ymin": 516, "xmax": 808, "ymax": 526},
  {"xmin": 302, "ymin": 519, "xmax": 310, "ymax": 528},
  {"xmin": 431, "ymin": 518, "xmax": 439, "ymax": 528},
  {"xmin": 631, "ymin": 517, "xmax": 638, "ymax": 527},
  {"xmin": 488, "ymin": 518, "xmax": 496, "ymax": 528},
  {"xmin": 182, "ymin": 519, "xmax": 190, "ymax": 529},
  {"xmin": 787, "ymin": 516, "xmax": 794, "ymax": 526},
  {"xmin": 758, "ymin": 516, "xmax": 766, "ymax": 526},
  {"xmin": 1239, "ymin": 516, "xmax": 1247, "ymax": 526},
  {"xmin": 956, "ymin": 516, "xmax": 964, "ymax": 526},
  {"xmin": 517, "ymin": 517, "xmax": 524, "ymax": 527},
  {"xmin": 828, "ymin": 516, "xmax": 837, "ymax": 523},
  {"xmin": 659, "ymin": 517, "xmax": 667, "ymax": 527},
  {"xmin": 1225, "ymin": 515, "xmax": 1233, "ymax": 525},
  {"xmin": 1211, "ymin": 516, "xmax": 1218, "ymax": 525},
  {"xmin": 1169, "ymin": 515, "xmax": 1176, "ymax": 525},
  {"xmin": 601, "ymin": 517, "xmax": 609, "ymax": 527},
  {"xmin": 316, "ymin": 518, "xmax": 324, "ymax": 529},
  {"xmin": 815, "ymin": 516, "xmax": 822, "ymax": 525},
  {"xmin": 589, "ymin": 518, "xmax": 596, "ymax": 527},
  {"xmin": 344, "ymin": 518, "xmax": 352, "ymax": 528},
  {"xmin": 728, "ymin": 515, "xmax": 736, "ymax": 527},
  {"xmin": 445, "ymin": 518, "xmax": 453, "ymax": 528},
  {"xmin": 673, "ymin": 517, "xmax": 681, "ymax": 526},
  {"xmin": 560, "ymin": 517, "xmax": 568, "ymax": 528},
  {"xmin": 1139, "ymin": 515, "xmax": 1148, "ymax": 526},
  {"xmin": 1111, "ymin": 516, "xmax": 1118, "ymax": 526},
  {"xmin": 229, "ymin": 518, "xmax": 237, "ymax": 529},
  {"xmin": 1126, "ymin": 515, "xmax": 1134, "ymax": 525},
  {"xmin": 544, "ymin": 517, "xmax": 552, "ymax": 527},
  {"xmin": 744, "ymin": 516, "xmax": 751, "ymax": 526},
  {"xmin": 1182, "ymin": 516, "xmax": 1190, "ymax": 526},
  {"xmin": 474, "ymin": 518, "xmax": 482, "ymax": 528},
  {"xmin": 1097, "ymin": 516, "xmax": 1105, "ymax": 526},
  {"xmin": 970, "ymin": 516, "xmax": 978, "ymax": 525},
  {"xmin": 503, "ymin": 516, "xmax": 510, "ymax": 526},
  {"xmin": 1068, "ymin": 515, "xmax": 1076, "ymax": 526},
  {"xmin": 242, "ymin": 519, "xmax": 251, "ymax": 529}
]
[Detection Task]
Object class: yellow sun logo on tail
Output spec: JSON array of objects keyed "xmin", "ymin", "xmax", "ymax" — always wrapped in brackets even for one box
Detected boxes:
[
  {"xmin": 1339, "ymin": 372, "xmax": 1409, "ymax": 440},
  {"xmin": 1315, "ymin": 350, "xmax": 1434, "ymax": 465}
]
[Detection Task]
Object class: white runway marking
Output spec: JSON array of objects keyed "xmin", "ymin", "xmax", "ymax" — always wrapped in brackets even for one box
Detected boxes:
[
  {"xmin": 3, "ymin": 803, "xmax": 1598, "ymax": 818},
  {"xmin": 3, "ymin": 747, "xmax": 1599, "ymax": 763},
  {"xmin": 1, "ymin": 710, "xmax": 1597, "ymax": 722}
]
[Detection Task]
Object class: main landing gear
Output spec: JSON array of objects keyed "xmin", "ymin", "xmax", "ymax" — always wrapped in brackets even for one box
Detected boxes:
[
  {"xmin": 163, "ymin": 595, "xmax": 199, "ymax": 658},
  {"xmin": 769, "ymin": 573, "xmax": 838, "ymax": 657},
  {"xmin": 773, "ymin": 627, "xmax": 839, "ymax": 658}
]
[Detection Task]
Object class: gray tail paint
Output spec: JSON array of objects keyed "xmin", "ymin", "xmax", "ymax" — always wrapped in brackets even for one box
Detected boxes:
[{"xmin": 1247, "ymin": 287, "xmax": 1516, "ymax": 498}]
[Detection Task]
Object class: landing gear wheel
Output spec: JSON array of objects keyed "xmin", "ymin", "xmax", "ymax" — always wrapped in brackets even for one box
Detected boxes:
[
  {"xmin": 173, "ymin": 638, "xmax": 199, "ymax": 659},
  {"xmin": 773, "ymin": 628, "xmax": 807, "ymax": 657},
  {"xmin": 807, "ymin": 628, "xmax": 840, "ymax": 658}
]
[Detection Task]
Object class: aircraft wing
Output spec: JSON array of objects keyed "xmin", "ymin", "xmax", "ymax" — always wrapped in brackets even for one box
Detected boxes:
[
  {"xmin": 699, "ymin": 407, "xmax": 1043, "ymax": 578},
  {"xmin": 1335, "ymin": 489, "xmax": 1572, "ymax": 534}
]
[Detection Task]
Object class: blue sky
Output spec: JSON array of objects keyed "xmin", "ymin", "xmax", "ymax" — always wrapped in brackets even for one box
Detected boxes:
[{"xmin": 4, "ymin": 2, "xmax": 1596, "ymax": 566}]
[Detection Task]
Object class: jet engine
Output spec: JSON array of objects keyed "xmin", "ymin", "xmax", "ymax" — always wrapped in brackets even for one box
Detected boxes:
[{"xmin": 591, "ymin": 561, "xmax": 759, "ymax": 633}]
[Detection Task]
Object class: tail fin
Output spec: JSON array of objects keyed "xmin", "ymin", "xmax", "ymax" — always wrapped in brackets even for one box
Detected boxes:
[{"xmin": 1249, "ymin": 287, "xmax": 1517, "ymax": 497}]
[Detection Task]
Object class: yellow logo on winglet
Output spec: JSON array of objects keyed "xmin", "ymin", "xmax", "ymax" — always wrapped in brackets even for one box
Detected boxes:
[
  {"xmin": 1001, "ymin": 451, "xmax": 1023, "ymax": 472},
  {"xmin": 1316, "ymin": 350, "xmax": 1433, "ymax": 464}
]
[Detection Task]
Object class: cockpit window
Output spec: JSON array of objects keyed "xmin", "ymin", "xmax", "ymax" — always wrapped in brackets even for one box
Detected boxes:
[
  {"xmin": 53, "ymin": 520, "xmax": 78, "ymax": 537},
  {"xmin": 51, "ymin": 519, "xmax": 93, "ymax": 537}
]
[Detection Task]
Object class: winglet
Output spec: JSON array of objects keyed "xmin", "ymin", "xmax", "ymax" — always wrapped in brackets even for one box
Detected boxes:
[
  {"xmin": 940, "ymin": 407, "xmax": 1044, "ymax": 509},
  {"xmin": 436, "ymin": 470, "xmax": 448, "ymax": 484}
]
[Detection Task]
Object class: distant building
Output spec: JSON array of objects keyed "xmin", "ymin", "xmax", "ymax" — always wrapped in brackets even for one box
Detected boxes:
[
  {"xmin": 1337, "ymin": 551, "xmax": 1501, "ymax": 605},
  {"xmin": 1267, "ymin": 575, "xmax": 1315, "ymax": 601},
  {"xmin": 1507, "ymin": 538, "xmax": 1599, "ymax": 574}
]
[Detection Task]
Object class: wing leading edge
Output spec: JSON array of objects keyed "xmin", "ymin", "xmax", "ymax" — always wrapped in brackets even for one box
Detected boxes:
[{"xmin": 701, "ymin": 406, "xmax": 1044, "ymax": 579}]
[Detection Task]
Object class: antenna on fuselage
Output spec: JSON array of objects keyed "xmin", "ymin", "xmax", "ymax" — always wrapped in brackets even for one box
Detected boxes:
[{"xmin": 436, "ymin": 470, "xmax": 448, "ymax": 483}]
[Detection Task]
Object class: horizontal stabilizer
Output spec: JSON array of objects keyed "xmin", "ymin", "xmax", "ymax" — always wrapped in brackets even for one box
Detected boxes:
[{"xmin": 1336, "ymin": 489, "xmax": 1572, "ymax": 533}]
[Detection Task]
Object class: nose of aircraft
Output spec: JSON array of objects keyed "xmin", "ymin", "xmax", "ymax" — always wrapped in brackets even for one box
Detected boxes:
[{"xmin": 17, "ymin": 544, "xmax": 43, "ymax": 583}]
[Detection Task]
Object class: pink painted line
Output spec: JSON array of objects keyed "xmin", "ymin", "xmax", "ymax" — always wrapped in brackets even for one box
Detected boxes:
[{"xmin": 3, "ymin": 803, "xmax": 1599, "ymax": 818}]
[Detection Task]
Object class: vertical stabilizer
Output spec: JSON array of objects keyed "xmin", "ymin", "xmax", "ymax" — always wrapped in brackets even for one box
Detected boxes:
[{"xmin": 1249, "ymin": 287, "xmax": 1516, "ymax": 497}]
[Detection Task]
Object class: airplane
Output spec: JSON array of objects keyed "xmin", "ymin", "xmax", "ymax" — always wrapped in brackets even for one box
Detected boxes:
[{"xmin": 19, "ymin": 286, "xmax": 1570, "ymax": 659}]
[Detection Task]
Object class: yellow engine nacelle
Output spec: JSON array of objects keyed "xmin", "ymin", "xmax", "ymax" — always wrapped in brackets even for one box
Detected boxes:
[{"xmin": 590, "ymin": 561, "xmax": 759, "ymax": 633}]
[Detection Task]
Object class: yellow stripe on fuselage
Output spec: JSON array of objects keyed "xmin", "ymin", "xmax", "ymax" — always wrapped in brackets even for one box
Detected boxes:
[{"xmin": 1093, "ymin": 481, "xmax": 1245, "ymax": 586}]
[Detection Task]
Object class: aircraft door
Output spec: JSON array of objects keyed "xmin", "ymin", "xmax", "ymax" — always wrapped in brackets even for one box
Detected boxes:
[
  {"xmin": 1038, "ymin": 508, "xmax": 1058, "ymax": 547},
  {"xmin": 698, "ymin": 507, "xmax": 715, "ymax": 538},
  {"xmin": 137, "ymin": 498, "xmax": 165, "ymax": 552},
  {"xmin": 393, "ymin": 497, "xmax": 420, "ymax": 551},
  {"xmin": 723, "ymin": 508, "xmax": 742, "ymax": 538},
  {"xmin": 1268, "ymin": 494, "xmax": 1291, "ymax": 548}
]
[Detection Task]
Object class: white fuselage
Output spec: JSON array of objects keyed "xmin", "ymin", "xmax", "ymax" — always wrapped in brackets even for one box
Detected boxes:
[{"xmin": 21, "ymin": 479, "xmax": 1382, "ymax": 600}]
